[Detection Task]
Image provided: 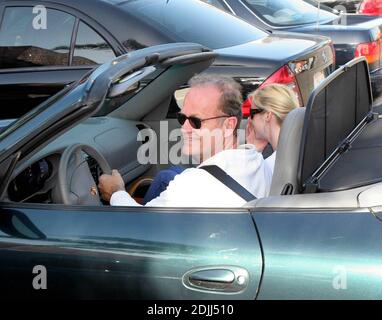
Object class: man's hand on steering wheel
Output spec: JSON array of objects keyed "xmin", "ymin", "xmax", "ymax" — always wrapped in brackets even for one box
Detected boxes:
[{"xmin": 98, "ymin": 169, "xmax": 125, "ymax": 202}]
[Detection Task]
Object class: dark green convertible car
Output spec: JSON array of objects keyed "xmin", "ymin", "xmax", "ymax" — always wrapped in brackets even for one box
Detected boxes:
[{"xmin": 0, "ymin": 43, "xmax": 381, "ymax": 299}]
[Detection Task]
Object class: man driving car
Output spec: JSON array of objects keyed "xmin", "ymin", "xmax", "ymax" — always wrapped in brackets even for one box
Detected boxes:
[{"xmin": 98, "ymin": 75, "xmax": 272, "ymax": 207}]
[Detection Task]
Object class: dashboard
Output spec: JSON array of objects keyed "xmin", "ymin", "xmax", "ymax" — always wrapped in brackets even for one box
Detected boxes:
[
  {"xmin": 7, "ymin": 153, "xmax": 102, "ymax": 204},
  {"xmin": 6, "ymin": 117, "xmax": 150, "ymax": 204},
  {"xmin": 8, "ymin": 158, "xmax": 53, "ymax": 202}
]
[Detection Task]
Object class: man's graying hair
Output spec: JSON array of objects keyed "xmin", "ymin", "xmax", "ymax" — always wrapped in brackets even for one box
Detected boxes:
[{"xmin": 189, "ymin": 75, "xmax": 243, "ymax": 133}]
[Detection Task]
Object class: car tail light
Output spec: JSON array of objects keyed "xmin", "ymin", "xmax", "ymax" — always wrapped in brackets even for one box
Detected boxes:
[
  {"xmin": 261, "ymin": 65, "xmax": 303, "ymax": 104},
  {"xmin": 242, "ymin": 97, "xmax": 252, "ymax": 118},
  {"xmin": 355, "ymin": 38, "xmax": 382, "ymax": 65},
  {"xmin": 358, "ymin": 0, "xmax": 382, "ymax": 16},
  {"xmin": 241, "ymin": 64, "xmax": 303, "ymax": 118}
]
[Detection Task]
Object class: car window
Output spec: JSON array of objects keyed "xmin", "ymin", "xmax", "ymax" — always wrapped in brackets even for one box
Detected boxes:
[
  {"xmin": 0, "ymin": 7, "xmax": 75, "ymax": 68},
  {"xmin": 72, "ymin": 21, "xmax": 116, "ymax": 66},
  {"xmin": 123, "ymin": 0, "xmax": 267, "ymax": 49},
  {"xmin": 243, "ymin": 0, "xmax": 337, "ymax": 26}
]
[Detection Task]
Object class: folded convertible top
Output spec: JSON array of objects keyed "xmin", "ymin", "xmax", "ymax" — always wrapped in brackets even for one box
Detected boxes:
[{"xmin": 297, "ymin": 57, "xmax": 380, "ymax": 193}]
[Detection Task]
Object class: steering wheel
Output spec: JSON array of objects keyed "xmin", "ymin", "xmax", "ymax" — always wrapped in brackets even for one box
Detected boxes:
[{"xmin": 56, "ymin": 144, "xmax": 111, "ymax": 205}]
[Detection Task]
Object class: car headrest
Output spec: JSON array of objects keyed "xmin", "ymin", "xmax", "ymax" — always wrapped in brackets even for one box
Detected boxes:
[{"xmin": 269, "ymin": 107, "xmax": 306, "ymax": 196}]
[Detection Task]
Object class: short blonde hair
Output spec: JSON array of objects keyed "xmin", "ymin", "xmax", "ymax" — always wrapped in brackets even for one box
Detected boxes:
[{"xmin": 250, "ymin": 84, "xmax": 299, "ymax": 125}]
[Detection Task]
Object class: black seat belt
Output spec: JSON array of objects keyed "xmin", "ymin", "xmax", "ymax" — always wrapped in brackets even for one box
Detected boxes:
[{"xmin": 200, "ymin": 165, "xmax": 257, "ymax": 202}]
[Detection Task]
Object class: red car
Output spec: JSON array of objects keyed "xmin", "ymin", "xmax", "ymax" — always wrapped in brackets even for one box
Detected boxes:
[{"xmin": 358, "ymin": 0, "xmax": 382, "ymax": 15}]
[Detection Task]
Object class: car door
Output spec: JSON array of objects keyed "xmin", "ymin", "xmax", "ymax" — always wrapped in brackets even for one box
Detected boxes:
[
  {"xmin": 0, "ymin": 3, "xmax": 119, "ymax": 120},
  {"xmin": 0, "ymin": 43, "xmax": 263, "ymax": 299},
  {"xmin": 0, "ymin": 204, "xmax": 262, "ymax": 299},
  {"xmin": 252, "ymin": 205, "xmax": 382, "ymax": 299},
  {"xmin": 251, "ymin": 57, "xmax": 382, "ymax": 299}
]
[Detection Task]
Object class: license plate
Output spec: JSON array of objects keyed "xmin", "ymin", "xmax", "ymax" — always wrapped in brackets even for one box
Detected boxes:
[{"xmin": 314, "ymin": 71, "xmax": 326, "ymax": 88}]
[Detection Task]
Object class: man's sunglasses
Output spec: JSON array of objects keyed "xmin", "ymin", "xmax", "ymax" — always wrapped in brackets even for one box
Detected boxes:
[
  {"xmin": 249, "ymin": 108, "xmax": 264, "ymax": 119},
  {"xmin": 177, "ymin": 112, "xmax": 231, "ymax": 129}
]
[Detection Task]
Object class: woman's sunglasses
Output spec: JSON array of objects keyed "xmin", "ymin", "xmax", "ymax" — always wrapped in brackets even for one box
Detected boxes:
[
  {"xmin": 249, "ymin": 108, "xmax": 264, "ymax": 119},
  {"xmin": 177, "ymin": 112, "xmax": 231, "ymax": 129}
]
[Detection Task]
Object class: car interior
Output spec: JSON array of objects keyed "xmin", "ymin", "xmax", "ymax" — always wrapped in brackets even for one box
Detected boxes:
[{"xmin": 3, "ymin": 49, "xmax": 382, "ymax": 210}]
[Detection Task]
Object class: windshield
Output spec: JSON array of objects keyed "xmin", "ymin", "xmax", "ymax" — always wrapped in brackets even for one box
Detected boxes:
[
  {"xmin": 122, "ymin": 0, "xmax": 267, "ymax": 49},
  {"xmin": 243, "ymin": 0, "xmax": 338, "ymax": 27}
]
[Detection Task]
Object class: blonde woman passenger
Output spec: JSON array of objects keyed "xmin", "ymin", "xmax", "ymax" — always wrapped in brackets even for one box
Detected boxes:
[{"xmin": 246, "ymin": 83, "xmax": 299, "ymax": 174}]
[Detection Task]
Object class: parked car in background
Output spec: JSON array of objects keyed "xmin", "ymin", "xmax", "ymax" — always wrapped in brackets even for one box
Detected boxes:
[
  {"xmin": 0, "ymin": 0, "xmax": 334, "ymax": 121},
  {"xmin": 201, "ymin": 0, "xmax": 382, "ymax": 98},
  {"xmin": 311, "ymin": 0, "xmax": 362, "ymax": 12},
  {"xmin": 303, "ymin": 0, "xmax": 341, "ymax": 13},
  {"xmin": 358, "ymin": 0, "xmax": 382, "ymax": 15},
  {"xmin": 0, "ymin": 42, "xmax": 382, "ymax": 299}
]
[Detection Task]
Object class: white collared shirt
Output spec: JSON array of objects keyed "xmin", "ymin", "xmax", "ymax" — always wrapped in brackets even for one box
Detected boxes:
[{"xmin": 110, "ymin": 145, "xmax": 272, "ymax": 207}]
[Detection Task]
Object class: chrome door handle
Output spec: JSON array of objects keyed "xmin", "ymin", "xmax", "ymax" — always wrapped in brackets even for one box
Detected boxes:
[
  {"xmin": 183, "ymin": 266, "xmax": 249, "ymax": 293},
  {"xmin": 189, "ymin": 269, "xmax": 235, "ymax": 284}
]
